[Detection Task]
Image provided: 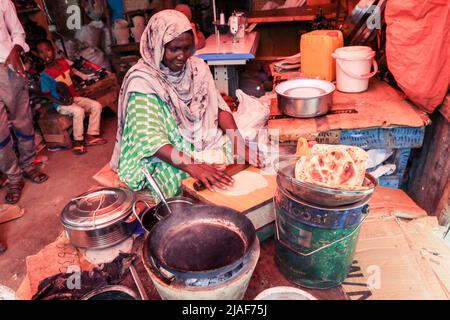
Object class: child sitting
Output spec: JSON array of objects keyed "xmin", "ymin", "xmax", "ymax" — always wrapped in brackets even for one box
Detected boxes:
[{"xmin": 36, "ymin": 39, "xmax": 107, "ymax": 155}]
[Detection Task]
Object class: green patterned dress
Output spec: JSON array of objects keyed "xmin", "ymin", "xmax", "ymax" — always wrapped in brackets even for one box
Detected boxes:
[{"xmin": 118, "ymin": 92, "xmax": 232, "ymax": 202}]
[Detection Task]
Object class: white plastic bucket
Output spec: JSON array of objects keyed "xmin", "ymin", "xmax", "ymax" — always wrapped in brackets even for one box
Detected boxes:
[
  {"xmin": 113, "ymin": 19, "xmax": 130, "ymax": 45},
  {"xmin": 131, "ymin": 26, "xmax": 145, "ymax": 43},
  {"xmin": 132, "ymin": 16, "xmax": 145, "ymax": 27},
  {"xmin": 113, "ymin": 28, "xmax": 130, "ymax": 45},
  {"xmin": 254, "ymin": 286, "xmax": 318, "ymax": 300},
  {"xmin": 332, "ymin": 46, "xmax": 378, "ymax": 93}
]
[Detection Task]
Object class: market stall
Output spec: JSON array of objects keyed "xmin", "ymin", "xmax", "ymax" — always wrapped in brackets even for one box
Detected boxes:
[{"xmin": 0, "ymin": 0, "xmax": 449, "ymax": 304}]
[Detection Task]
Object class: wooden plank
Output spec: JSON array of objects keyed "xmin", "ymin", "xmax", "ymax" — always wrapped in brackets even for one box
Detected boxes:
[
  {"xmin": 254, "ymin": 22, "xmax": 305, "ymax": 58},
  {"xmin": 248, "ymin": 4, "xmax": 336, "ymax": 23},
  {"xmin": 182, "ymin": 166, "xmax": 277, "ymax": 214},
  {"xmin": 110, "ymin": 43, "xmax": 140, "ymax": 54},
  {"xmin": 408, "ymin": 110, "xmax": 450, "ymax": 222},
  {"xmin": 438, "ymin": 95, "xmax": 450, "ymax": 122}
]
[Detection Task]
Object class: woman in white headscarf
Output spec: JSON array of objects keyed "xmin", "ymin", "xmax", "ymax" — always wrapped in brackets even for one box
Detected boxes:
[{"xmin": 110, "ymin": 10, "xmax": 259, "ymax": 200}]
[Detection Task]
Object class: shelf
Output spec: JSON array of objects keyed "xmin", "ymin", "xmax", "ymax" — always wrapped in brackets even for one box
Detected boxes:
[{"xmin": 17, "ymin": 7, "xmax": 41, "ymax": 15}]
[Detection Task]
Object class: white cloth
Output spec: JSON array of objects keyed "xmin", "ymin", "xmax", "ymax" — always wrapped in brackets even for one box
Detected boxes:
[{"xmin": 0, "ymin": 0, "xmax": 29, "ymax": 63}]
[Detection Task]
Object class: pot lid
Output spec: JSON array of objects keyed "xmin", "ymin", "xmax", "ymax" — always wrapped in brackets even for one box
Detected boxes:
[{"xmin": 60, "ymin": 188, "xmax": 135, "ymax": 229}]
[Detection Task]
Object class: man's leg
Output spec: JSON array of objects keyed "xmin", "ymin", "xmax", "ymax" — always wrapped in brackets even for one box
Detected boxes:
[
  {"xmin": 73, "ymin": 97, "xmax": 102, "ymax": 136},
  {"xmin": 0, "ymin": 68, "xmax": 23, "ymax": 185},
  {"xmin": 6, "ymin": 73, "xmax": 36, "ymax": 172},
  {"xmin": 73, "ymin": 97, "xmax": 106, "ymax": 146},
  {"xmin": 1, "ymin": 67, "xmax": 48, "ymax": 185},
  {"xmin": 57, "ymin": 104, "xmax": 86, "ymax": 142},
  {"xmin": 57, "ymin": 104, "xmax": 87, "ymax": 154}
]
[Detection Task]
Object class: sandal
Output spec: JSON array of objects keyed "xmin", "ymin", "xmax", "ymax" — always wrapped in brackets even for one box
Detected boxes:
[
  {"xmin": 5, "ymin": 180, "xmax": 24, "ymax": 205},
  {"xmin": 85, "ymin": 136, "xmax": 107, "ymax": 147},
  {"xmin": 73, "ymin": 141, "xmax": 87, "ymax": 155},
  {"xmin": 23, "ymin": 168, "xmax": 49, "ymax": 184}
]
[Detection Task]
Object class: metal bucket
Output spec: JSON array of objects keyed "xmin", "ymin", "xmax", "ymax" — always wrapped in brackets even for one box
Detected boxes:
[{"xmin": 274, "ymin": 186, "xmax": 369, "ymax": 289}]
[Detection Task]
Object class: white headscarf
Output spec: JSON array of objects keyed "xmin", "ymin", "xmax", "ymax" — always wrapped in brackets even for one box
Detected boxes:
[{"xmin": 111, "ymin": 10, "xmax": 230, "ymax": 171}]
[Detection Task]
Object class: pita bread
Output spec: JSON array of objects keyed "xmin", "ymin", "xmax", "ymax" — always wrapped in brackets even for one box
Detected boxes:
[{"xmin": 295, "ymin": 144, "xmax": 368, "ymax": 189}]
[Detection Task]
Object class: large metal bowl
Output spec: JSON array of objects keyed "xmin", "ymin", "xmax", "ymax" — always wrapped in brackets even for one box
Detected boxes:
[
  {"xmin": 277, "ymin": 156, "xmax": 378, "ymax": 207},
  {"xmin": 275, "ymin": 78, "xmax": 335, "ymax": 118}
]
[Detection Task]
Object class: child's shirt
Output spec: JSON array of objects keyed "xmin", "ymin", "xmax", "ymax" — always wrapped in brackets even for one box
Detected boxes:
[{"xmin": 40, "ymin": 58, "xmax": 79, "ymax": 108}]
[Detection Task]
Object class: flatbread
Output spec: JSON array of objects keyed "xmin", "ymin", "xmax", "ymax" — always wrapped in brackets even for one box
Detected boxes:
[{"xmin": 295, "ymin": 144, "xmax": 368, "ymax": 189}]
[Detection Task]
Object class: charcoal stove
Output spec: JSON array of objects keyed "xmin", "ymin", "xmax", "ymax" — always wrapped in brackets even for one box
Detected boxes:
[{"xmin": 142, "ymin": 238, "xmax": 260, "ymax": 300}]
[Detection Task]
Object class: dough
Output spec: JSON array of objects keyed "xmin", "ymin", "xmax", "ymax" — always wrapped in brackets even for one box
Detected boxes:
[{"xmin": 214, "ymin": 171, "xmax": 269, "ymax": 196}]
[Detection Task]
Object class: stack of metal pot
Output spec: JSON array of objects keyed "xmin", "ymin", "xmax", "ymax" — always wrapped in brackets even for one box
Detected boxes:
[{"xmin": 274, "ymin": 156, "xmax": 378, "ymax": 289}]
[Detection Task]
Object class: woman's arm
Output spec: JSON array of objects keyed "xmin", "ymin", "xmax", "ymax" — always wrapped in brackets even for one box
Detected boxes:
[
  {"xmin": 154, "ymin": 144, "xmax": 234, "ymax": 192},
  {"xmin": 218, "ymin": 110, "xmax": 264, "ymax": 167}
]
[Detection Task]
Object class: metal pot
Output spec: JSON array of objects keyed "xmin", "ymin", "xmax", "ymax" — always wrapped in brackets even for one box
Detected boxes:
[
  {"xmin": 133, "ymin": 196, "xmax": 196, "ymax": 235},
  {"xmin": 81, "ymin": 285, "xmax": 139, "ymax": 300},
  {"xmin": 275, "ymin": 78, "xmax": 335, "ymax": 118},
  {"xmin": 143, "ymin": 205, "xmax": 257, "ymax": 281},
  {"xmin": 60, "ymin": 188, "xmax": 137, "ymax": 249},
  {"xmin": 277, "ymin": 156, "xmax": 378, "ymax": 207}
]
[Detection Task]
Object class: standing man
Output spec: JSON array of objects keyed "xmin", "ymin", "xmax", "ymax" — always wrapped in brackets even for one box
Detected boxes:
[{"xmin": 0, "ymin": 0, "xmax": 48, "ymax": 206}]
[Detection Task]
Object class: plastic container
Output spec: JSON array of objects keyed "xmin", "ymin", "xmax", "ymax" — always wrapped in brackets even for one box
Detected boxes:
[
  {"xmin": 131, "ymin": 26, "xmax": 145, "ymax": 42},
  {"xmin": 332, "ymin": 46, "xmax": 378, "ymax": 93},
  {"xmin": 114, "ymin": 19, "xmax": 130, "ymax": 45},
  {"xmin": 254, "ymin": 287, "xmax": 317, "ymax": 300},
  {"xmin": 301, "ymin": 30, "xmax": 343, "ymax": 81},
  {"xmin": 132, "ymin": 15, "xmax": 145, "ymax": 27}
]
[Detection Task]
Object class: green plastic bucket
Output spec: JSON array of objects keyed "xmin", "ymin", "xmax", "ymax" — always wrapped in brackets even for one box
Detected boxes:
[{"xmin": 274, "ymin": 187, "xmax": 369, "ymax": 289}]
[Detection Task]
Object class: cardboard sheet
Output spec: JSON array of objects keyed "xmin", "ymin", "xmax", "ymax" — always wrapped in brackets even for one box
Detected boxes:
[
  {"xmin": 0, "ymin": 205, "xmax": 25, "ymax": 224},
  {"xmin": 342, "ymin": 187, "xmax": 450, "ymax": 300},
  {"xmin": 269, "ymin": 79, "xmax": 428, "ymax": 142},
  {"xmin": 22, "ymin": 233, "xmax": 81, "ymax": 299}
]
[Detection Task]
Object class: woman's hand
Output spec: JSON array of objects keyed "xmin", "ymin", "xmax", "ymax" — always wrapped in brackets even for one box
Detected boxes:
[{"xmin": 184, "ymin": 163, "xmax": 234, "ymax": 192}]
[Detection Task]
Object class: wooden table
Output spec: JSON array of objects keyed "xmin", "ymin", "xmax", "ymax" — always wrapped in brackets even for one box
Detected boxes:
[
  {"xmin": 248, "ymin": 4, "xmax": 337, "ymax": 24},
  {"xmin": 269, "ymin": 79, "xmax": 430, "ymax": 188},
  {"xmin": 195, "ymin": 32, "xmax": 260, "ymax": 96},
  {"xmin": 247, "ymin": 4, "xmax": 337, "ymax": 59},
  {"xmin": 182, "ymin": 166, "xmax": 277, "ymax": 241}
]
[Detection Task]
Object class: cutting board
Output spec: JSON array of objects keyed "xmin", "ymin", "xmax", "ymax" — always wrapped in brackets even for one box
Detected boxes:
[{"xmin": 182, "ymin": 166, "xmax": 277, "ymax": 214}]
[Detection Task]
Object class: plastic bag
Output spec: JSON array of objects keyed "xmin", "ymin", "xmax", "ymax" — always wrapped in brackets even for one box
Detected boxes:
[
  {"xmin": 79, "ymin": 47, "xmax": 111, "ymax": 71},
  {"xmin": 366, "ymin": 149, "xmax": 394, "ymax": 169},
  {"xmin": 233, "ymin": 89, "xmax": 270, "ymax": 141},
  {"xmin": 385, "ymin": 0, "xmax": 450, "ymax": 113},
  {"xmin": 75, "ymin": 24, "xmax": 102, "ymax": 48}
]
